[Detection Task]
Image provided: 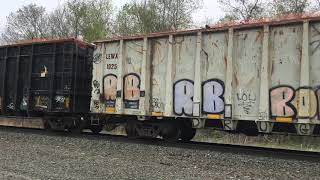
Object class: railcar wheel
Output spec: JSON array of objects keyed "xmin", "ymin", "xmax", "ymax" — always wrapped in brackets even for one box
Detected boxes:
[
  {"xmin": 68, "ymin": 117, "xmax": 86, "ymax": 134},
  {"xmin": 238, "ymin": 121, "xmax": 259, "ymax": 136},
  {"xmin": 125, "ymin": 119, "xmax": 138, "ymax": 138},
  {"xmin": 179, "ymin": 120, "xmax": 196, "ymax": 142},
  {"xmin": 180, "ymin": 128, "xmax": 196, "ymax": 142},
  {"xmin": 161, "ymin": 122, "xmax": 181, "ymax": 142},
  {"xmin": 90, "ymin": 125, "xmax": 104, "ymax": 134}
]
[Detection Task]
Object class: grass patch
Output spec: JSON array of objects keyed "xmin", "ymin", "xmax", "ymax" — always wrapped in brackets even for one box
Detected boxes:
[{"xmin": 194, "ymin": 129, "xmax": 320, "ymax": 152}]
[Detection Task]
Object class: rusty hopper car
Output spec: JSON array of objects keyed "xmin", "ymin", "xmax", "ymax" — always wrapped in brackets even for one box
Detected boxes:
[
  {"xmin": 91, "ymin": 13, "xmax": 320, "ymax": 140},
  {"xmin": 0, "ymin": 38, "xmax": 94, "ymax": 131}
]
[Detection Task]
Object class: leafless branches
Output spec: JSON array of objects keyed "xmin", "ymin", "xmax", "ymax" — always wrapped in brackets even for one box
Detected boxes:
[{"xmin": 218, "ymin": 0, "xmax": 265, "ymax": 20}]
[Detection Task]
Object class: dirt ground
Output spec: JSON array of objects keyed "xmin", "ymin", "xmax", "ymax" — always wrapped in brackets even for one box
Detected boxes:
[{"xmin": 0, "ymin": 127, "xmax": 319, "ymax": 180}]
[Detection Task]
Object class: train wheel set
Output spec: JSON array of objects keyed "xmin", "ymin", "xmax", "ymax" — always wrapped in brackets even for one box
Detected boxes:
[{"xmin": 42, "ymin": 114, "xmax": 197, "ymax": 141}]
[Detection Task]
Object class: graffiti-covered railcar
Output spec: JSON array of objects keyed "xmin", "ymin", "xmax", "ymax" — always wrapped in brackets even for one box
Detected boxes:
[
  {"xmin": 91, "ymin": 13, "xmax": 320, "ymax": 139},
  {"xmin": 0, "ymin": 38, "xmax": 94, "ymax": 130}
]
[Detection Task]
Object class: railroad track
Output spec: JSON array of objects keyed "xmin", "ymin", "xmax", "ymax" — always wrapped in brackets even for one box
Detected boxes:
[{"xmin": 0, "ymin": 126, "xmax": 319, "ymax": 162}]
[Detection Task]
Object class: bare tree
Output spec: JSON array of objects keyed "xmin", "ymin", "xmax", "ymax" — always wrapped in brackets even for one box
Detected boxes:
[
  {"xmin": 1, "ymin": 4, "xmax": 49, "ymax": 43},
  {"xmin": 269, "ymin": 0, "xmax": 310, "ymax": 15},
  {"xmin": 54, "ymin": 0, "xmax": 113, "ymax": 42},
  {"xmin": 81, "ymin": 0, "xmax": 114, "ymax": 42},
  {"xmin": 115, "ymin": 0, "xmax": 202, "ymax": 35},
  {"xmin": 218, "ymin": 0, "xmax": 265, "ymax": 20},
  {"xmin": 2, "ymin": 0, "xmax": 201, "ymax": 42},
  {"xmin": 65, "ymin": 0, "xmax": 87, "ymax": 38},
  {"xmin": 2, "ymin": 0, "xmax": 114, "ymax": 43},
  {"xmin": 311, "ymin": 0, "xmax": 320, "ymax": 10},
  {"xmin": 155, "ymin": 0, "xmax": 203, "ymax": 30},
  {"xmin": 317, "ymin": 0, "xmax": 320, "ymax": 8},
  {"xmin": 114, "ymin": 0, "xmax": 161, "ymax": 35},
  {"xmin": 49, "ymin": 7, "xmax": 73, "ymax": 38}
]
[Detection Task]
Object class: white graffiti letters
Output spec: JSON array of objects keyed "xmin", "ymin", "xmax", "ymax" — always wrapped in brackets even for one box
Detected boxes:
[
  {"xmin": 202, "ymin": 80, "xmax": 225, "ymax": 114},
  {"xmin": 174, "ymin": 79, "xmax": 225, "ymax": 116},
  {"xmin": 174, "ymin": 80, "xmax": 194, "ymax": 116}
]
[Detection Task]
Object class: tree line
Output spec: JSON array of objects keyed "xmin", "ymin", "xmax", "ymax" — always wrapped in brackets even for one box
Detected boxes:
[
  {"xmin": 1, "ymin": 0, "xmax": 320, "ymax": 44},
  {"xmin": 219, "ymin": 0, "xmax": 319, "ymax": 21}
]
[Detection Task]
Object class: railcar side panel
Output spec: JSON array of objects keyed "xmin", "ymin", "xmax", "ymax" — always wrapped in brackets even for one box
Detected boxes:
[
  {"xmin": 172, "ymin": 35, "xmax": 197, "ymax": 117},
  {"xmin": 123, "ymin": 40, "xmax": 144, "ymax": 113},
  {"xmin": 91, "ymin": 42, "xmax": 106, "ymax": 113},
  {"xmin": 150, "ymin": 38, "xmax": 169, "ymax": 114},
  {"xmin": 232, "ymin": 29, "xmax": 263, "ymax": 120},
  {"xmin": 200, "ymin": 32, "xmax": 228, "ymax": 120},
  {"xmin": 92, "ymin": 20, "xmax": 320, "ymax": 135},
  {"xmin": 0, "ymin": 39, "xmax": 93, "ymax": 116}
]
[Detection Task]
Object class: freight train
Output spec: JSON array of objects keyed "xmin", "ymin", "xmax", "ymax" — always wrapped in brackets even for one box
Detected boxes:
[{"xmin": 1, "ymin": 13, "xmax": 320, "ymax": 141}]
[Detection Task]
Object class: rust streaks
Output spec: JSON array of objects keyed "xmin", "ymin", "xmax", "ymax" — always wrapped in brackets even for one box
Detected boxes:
[
  {"xmin": 212, "ymin": 42, "xmax": 218, "ymax": 48},
  {"xmin": 224, "ymin": 56, "xmax": 228, "ymax": 68},
  {"xmin": 234, "ymin": 74, "xmax": 239, "ymax": 87},
  {"xmin": 255, "ymin": 30, "xmax": 263, "ymax": 42},
  {"xmin": 271, "ymin": 60, "xmax": 275, "ymax": 75}
]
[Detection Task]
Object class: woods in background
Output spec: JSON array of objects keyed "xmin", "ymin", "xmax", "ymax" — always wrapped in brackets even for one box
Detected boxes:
[
  {"xmin": 1, "ymin": 0, "xmax": 320, "ymax": 44},
  {"xmin": 219, "ymin": 0, "xmax": 320, "ymax": 21},
  {"xmin": 2, "ymin": 0, "xmax": 113, "ymax": 43},
  {"xmin": 115, "ymin": 0, "xmax": 202, "ymax": 35}
]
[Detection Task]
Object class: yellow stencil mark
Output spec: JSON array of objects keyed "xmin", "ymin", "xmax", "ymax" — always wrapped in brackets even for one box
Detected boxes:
[
  {"xmin": 207, "ymin": 114, "xmax": 221, "ymax": 119},
  {"xmin": 106, "ymin": 107, "xmax": 115, "ymax": 113},
  {"xmin": 275, "ymin": 117, "xmax": 293, "ymax": 123},
  {"xmin": 152, "ymin": 112, "xmax": 163, "ymax": 117}
]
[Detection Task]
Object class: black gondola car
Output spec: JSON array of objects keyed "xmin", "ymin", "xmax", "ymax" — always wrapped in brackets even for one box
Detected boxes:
[{"xmin": 0, "ymin": 38, "xmax": 94, "ymax": 118}]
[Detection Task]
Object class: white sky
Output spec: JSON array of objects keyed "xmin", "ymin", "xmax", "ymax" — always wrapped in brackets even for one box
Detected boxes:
[{"xmin": 0, "ymin": 0, "xmax": 224, "ymax": 31}]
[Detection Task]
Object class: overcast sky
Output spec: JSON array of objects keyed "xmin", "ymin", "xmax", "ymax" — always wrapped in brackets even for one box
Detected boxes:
[{"xmin": 0, "ymin": 0, "xmax": 224, "ymax": 31}]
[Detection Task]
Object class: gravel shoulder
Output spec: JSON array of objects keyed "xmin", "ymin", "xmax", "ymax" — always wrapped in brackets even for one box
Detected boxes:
[{"xmin": 0, "ymin": 128, "xmax": 319, "ymax": 180}]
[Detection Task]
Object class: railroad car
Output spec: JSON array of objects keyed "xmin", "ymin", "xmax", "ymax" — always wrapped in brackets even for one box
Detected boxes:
[
  {"xmin": 0, "ymin": 38, "xmax": 94, "ymax": 132},
  {"xmin": 90, "ymin": 13, "xmax": 320, "ymax": 141},
  {"xmin": 1, "ymin": 14, "xmax": 320, "ymax": 142}
]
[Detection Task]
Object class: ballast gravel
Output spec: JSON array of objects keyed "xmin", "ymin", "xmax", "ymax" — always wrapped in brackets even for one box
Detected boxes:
[{"xmin": 0, "ymin": 128, "xmax": 319, "ymax": 180}]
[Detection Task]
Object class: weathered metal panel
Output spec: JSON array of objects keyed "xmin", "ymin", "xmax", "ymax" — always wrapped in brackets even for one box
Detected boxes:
[
  {"xmin": 172, "ymin": 35, "xmax": 197, "ymax": 117},
  {"xmin": 310, "ymin": 23, "xmax": 320, "ymax": 87},
  {"xmin": 201, "ymin": 32, "xmax": 228, "ymax": 82},
  {"xmin": 91, "ymin": 41, "xmax": 121, "ymax": 113},
  {"xmin": 201, "ymin": 32, "xmax": 228, "ymax": 119},
  {"xmin": 92, "ymin": 18, "xmax": 320, "ymax": 127},
  {"xmin": 91, "ymin": 43, "xmax": 105, "ymax": 113},
  {"xmin": 309, "ymin": 22, "xmax": 320, "ymax": 123},
  {"xmin": 150, "ymin": 38, "xmax": 168, "ymax": 113},
  {"xmin": 269, "ymin": 25, "xmax": 303, "ymax": 122},
  {"xmin": 122, "ymin": 40, "xmax": 143, "ymax": 113},
  {"xmin": 232, "ymin": 29, "xmax": 263, "ymax": 120},
  {"xmin": 270, "ymin": 25, "xmax": 302, "ymax": 88}
]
